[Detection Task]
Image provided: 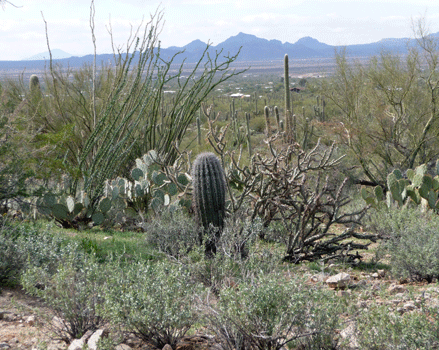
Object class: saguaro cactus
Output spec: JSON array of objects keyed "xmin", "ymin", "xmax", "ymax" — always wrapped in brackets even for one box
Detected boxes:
[
  {"xmin": 192, "ymin": 152, "xmax": 227, "ymax": 253},
  {"xmin": 264, "ymin": 106, "xmax": 271, "ymax": 138},
  {"xmin": 245, "ymin": 112, "xmax": 252, "ymax": 158},
  {"xmin": 192, "ymin": 152, "xmax": 226, "ymax": 229},
  {"xmin": 29, "ymin": 74, "xmax": 40, "ymax": 92},
  {"xmin": 284, "ymin": 54, "xmax": 294, "ymax": 142}
]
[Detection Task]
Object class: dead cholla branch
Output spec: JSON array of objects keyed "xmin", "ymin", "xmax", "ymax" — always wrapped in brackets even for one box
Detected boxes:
[{"xmin": 207, "ymin": 119, "xmax": 376, "ymax": 262}]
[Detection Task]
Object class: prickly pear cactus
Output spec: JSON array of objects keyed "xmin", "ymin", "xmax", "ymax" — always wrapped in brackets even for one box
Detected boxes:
[
  {"xmin": 191, "ymin": 152, "xmax": 227, "ymax": 230},
  {"xmin": 36, "ymin": 192, "xmax": 111, "ymax": 228},
  {"xmin": 361, "ymin": 160, "xmax": 439, "ymax": 210}
]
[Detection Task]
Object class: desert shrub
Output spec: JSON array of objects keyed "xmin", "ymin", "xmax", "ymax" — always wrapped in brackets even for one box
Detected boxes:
[
  {"xmin": 142, "ymin": 210, "xmax": 199, "ymax": 258},
  {"xmin": 103, "ymin": 260, "xmax": 203, "ymax": 348},
  {"xmin": 187, "ymin": 216, "xmax": 282, "ymax": 294},
  {"xmin": 0, "ymin": 223, "xmax": 25, "ymax": 285},
  {"xmin": 0, "ymin": 110, "xmax": 37, "ymax": 213},
  {"xmin": 204, "ymin": 272, "xmax": 343, "ymax": 350},
  {"xmin": 21, "ymin": 254, "xmax": 106, "ymax": 343},
  {"xmin": 0, "ymin": 222, "xmax": 85, "ymax": 285},
  {"xmin": 355, "ymin": 303, "xmax": 439, "ymax": 349},
  {"xmin": 378, "ymin": 206, "xmax": 439, "ymax": 282},
  {"xmin": 15, "ymin": 223, "xmax": 86, "ymax": 273}
]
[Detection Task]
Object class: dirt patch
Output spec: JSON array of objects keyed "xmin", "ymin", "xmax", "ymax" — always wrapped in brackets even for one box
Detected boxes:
[{"xmin": 0, "ymin": 286, "xmax": 65, "ymax": 349}]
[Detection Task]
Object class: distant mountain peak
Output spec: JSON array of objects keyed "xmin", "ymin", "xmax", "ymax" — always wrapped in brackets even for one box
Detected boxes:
[
  {"xmin": 23, "ymin": 49, "xmax": 73, "ymax": 61},
  {"xmin": 295, "ymin": 36, "xmax": 331, "ymax": 50},
  {"xmin": 183, "ymin": 39, "xmax": 207, "ymax": 52},
  {"xmin": 226, "ymin": 32, "xmax": 260, "ymax": 43},
  {"xmin": 296, "ymin": 36, "xmax": 319, "ymax": 44}
]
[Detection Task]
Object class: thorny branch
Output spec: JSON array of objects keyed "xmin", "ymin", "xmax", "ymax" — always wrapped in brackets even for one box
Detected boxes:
[{"xmin": 204, "ymin": 120, "xmax": 376, "ymax": 263}]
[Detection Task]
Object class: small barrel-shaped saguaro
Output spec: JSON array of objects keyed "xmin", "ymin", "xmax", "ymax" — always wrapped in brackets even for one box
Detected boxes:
[
  {"xmin": 192, "ymin": 152, "xmax": 227, "ymax": 231},
  {"xmin": 29, "ymin": 74, "xmax": 40, "ymax": 91}
]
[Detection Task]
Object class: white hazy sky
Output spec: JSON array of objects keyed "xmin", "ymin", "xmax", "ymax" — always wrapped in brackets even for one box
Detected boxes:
[{"xmin": 1, "ymin": 0, "xmax": 438, "ymax": 61}]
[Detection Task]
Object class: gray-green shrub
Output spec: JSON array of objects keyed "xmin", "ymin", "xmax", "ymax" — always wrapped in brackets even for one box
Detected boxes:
[
  {"xmin": 21, "ymin": 254, "xmax": 106, "ymax": 343},
  {"xmin": 205, "ymin": 272, "xmax": 343, "ymax": 350},
  {"xmin": 187, "ymin": 216, "xmax": 281, "ymax": 294},
  {"xmin": 377, "ymin": 206, "xmax": 439, "ymax": 282},
  {"xmin": 0, "ymin": 222, "xmax": 85, "ymax": 285},
  {"xmin": 355, "ymin": 303, "xmax": 439, "ymax": 349},
  {"xmin": 103, "ymin": 260, "xmax": 203, "ymax": 348},
  {"xmin": 0, "ymin": 224, "xmax": 25, "ymax": 285},
  {"xmin": 142, "ymin": 210, "xmax": 199, "ymax": 258}
]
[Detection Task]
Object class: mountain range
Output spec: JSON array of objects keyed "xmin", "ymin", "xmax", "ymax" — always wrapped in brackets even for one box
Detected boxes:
[{"xmin": 1, "ymin": 32, "xmax": 435, "ymax": 71}]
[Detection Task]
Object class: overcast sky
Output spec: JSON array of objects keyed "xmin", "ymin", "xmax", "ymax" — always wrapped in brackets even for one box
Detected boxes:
[{"xmin": 1, "ymin": 0, "xmax": 438, "ymax": 61}]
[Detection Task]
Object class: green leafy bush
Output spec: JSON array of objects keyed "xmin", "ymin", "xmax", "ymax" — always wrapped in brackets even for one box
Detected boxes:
[
  {"xmin": 378, "ymin": 207, "xmax": 439, "ymax": 282},
  {"xmin": 0, "ymin": 224, "xmax": 25, "ymax": 285},
  {"xmin": 103, "ymin": 260, "xmax": 203, "ymax": 348},
  {"xmin": 205, "ymin": 273, "xmax": 343, "ymax": 350},
  {"xmin": 355, "ymin": 303, "xmax": 439, "ymax": 348},
  {"xmin": 21, "ymin": 254, "xmax": 106, "ymax": 343},
  {"xmin": 142, "ymin": 210, "xmax": 199, "ymax": 258},
  {"xmin": 187, "ymin": 216, "xmax": 280, "ymax": 294},
  {"xmin": 0, "ymin": 222, "xmax": 85, "ymax": 285}
]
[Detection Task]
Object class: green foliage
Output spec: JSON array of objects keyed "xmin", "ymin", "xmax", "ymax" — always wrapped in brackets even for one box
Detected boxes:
[
  {"xmin": 21, "ymin": 254, "xmax": 106, "ymax": 342},
  {"xmin": 35, "ymin": 150, "xmax": 191, "ymax": 229},
  {"xmin": 355, "ymin": 303, "xmax": 439, "ymax": 348},
  {"xmin": 206, "ymin": 273, "xmax": 342, "ymax": 350},
  {"xmin": 380, "ymin": 206, "xmax": 439, "ymax": 282},
  {"xmin": 320, "ymin": 28, "xmax": 439, "ymax": 185},
  {"xmin": 188, "ymin": 216, "xmax": 273, "ymax": 293},
  {"xmin": 16, "ymin": 10, "xmax": 244, "ymax": 223},
  {"xmin": 142, "ymin": 210, "xmax": 199, "ymax": 258},
  {"xmin": 361, "ymin": 161, "xmax": 439, "ymax": 211},
  {"xmin": 0, "ymin": 223, "xmax": 25, "ymax": 285},
  {"xmin": 0, "ymin": 112, "xmax": 36, "ymax": 210},
  {"xmin": 103, "ymin": 260, "xmax": 202, "ymax": 348},
  {"xmin": 36, "ymin": 191, "xmax": 111, "ymax": 228},
  {"xmin": 0, "ymin": 222, "xmax": 86, "ymax": 285}
]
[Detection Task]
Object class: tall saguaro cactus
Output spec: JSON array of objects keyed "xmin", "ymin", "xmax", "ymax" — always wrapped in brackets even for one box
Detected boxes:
[
  {"xmin": 192, "ymin": 152, "xmax": 227, "ymax": 253},
  {"xmin": 284, "ymin": 54, "xmax": 294, "ymax": 142}
]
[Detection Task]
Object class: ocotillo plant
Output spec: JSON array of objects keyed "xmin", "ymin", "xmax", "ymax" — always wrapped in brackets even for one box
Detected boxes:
[{"xmin": 192, "ymin": 152, "xmax": 227, "ymax": 254}]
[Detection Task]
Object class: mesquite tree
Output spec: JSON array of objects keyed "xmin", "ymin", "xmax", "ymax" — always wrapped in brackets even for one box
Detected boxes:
[{"xmin": 319, "ymin": 19, "xmax": 439, "ymax": 188}]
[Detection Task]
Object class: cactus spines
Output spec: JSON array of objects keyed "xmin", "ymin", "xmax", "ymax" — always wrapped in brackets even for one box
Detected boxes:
[
  {"xmin": 274, "ymin": 106, "xmax": 280, "ymax": 131},
  {"xmin": 284, "ymin": 54, "xmax": 294, "ymax": 142},
  {"xmin": 254, "ymin": 91, "xmax": 258, "ymax": 115},
  {"xmin": 29, "ymin": 74, "xmax": 40, "ymax": 92},
  {"xmin": 192, "ymin": 152, "xmax": 227, "ymax": 253},
  {"xmin": 246, "ymin": 112, "xmax": 252, "ymax": 158},
  {"xmin": 264, "ymin": 106, "xmax": 271, "ymax": 138},
  {"xmin": 196, "ymin": 116, "xmax": 201, "ymax": 146}
]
